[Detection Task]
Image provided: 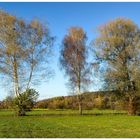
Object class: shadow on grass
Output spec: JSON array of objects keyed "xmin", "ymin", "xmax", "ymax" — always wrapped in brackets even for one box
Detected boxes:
[
  {"xmin": 27, "ymin": 112, "xmax": 126, "ymax": 117},
  {"xmin": 0, "ymin": 109, "xmax": 127, "ymax": 117},
  {"xmin": 83, "ymin": 112, "xmax": 126, "ymax": 116}
]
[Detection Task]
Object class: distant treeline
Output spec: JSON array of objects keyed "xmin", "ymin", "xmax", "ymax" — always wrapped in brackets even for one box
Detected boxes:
[
  {"xmin": 1, "ymin": 91, "xmax": 140, "ymax": 114},
  {"xmin": 0, "ymin": 91, "xmax": 116, "ymax": 109},
  {"xmin": 34, "ymin": 91, "xmax": 140, "ymax": 113}
]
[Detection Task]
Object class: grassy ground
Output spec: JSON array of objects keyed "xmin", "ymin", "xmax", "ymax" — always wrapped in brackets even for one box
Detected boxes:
[{"xmin": 0, "ymin": 109, "xmax": 140, "ymax": 138}]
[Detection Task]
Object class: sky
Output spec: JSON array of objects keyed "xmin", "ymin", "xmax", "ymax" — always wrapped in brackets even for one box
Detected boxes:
[{"xmin": 0, "ymin": 2, "xmax": 140, "ymax": 100}]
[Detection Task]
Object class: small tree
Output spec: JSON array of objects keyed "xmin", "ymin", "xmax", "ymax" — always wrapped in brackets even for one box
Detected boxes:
[
  {"xmin": 14, "ymin": 89, "xmax": 39, "ymax": 115},
  {"xmin": 60, "ymin": 27, "xmax": 91, "ymax": 115},
  {"xmin": 94, "ymin": 18, "xmax": 140, "ymax": 115}
]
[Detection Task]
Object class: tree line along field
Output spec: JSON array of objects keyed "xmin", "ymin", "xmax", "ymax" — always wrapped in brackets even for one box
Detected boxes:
[
  {"xmin": 0, "ymin": 109, "xmax": 140, "ymax": 138},
  {"xmin": 2, "ymin": 91, "xmax": 140, "ymax": 114}
]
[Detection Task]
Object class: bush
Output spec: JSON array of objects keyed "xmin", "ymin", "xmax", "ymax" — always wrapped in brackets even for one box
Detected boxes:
[{"xmin": 14, "ymin": 88, "xmax": 39, "ymax": 112}]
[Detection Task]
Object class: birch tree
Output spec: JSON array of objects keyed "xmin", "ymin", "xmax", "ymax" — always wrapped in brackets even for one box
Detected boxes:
[
  {"xmin": 60, "ymin": 27, "xmax": 91, "ymax": 115},
  {"xmin": 0, "ymin": 10, "xmax": 54, "ymax": 116}
]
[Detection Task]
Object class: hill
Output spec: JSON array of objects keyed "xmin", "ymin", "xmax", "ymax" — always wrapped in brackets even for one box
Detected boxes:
[{"xmin": 35, "ymin": 91, "xmax": 126, "ymax": 110}]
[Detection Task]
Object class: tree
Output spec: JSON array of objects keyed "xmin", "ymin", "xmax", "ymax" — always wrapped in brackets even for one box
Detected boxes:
[
  {"xmin": 94, "ymin": 18, "xmax": 140, "ymax": 115},
  {"xmin": 60, "ymin": 27, "xmax": 91, "ymax": 115},
  {"xmin": 0, "ymin": 10, "xmax": 54, "ymax": 116},
  {"xmin": 3, "ymin": 95, "xmax": 14, "ymax": 109},
  {"xmin": 14, "ymin": 88, "xmax": 39, "ymax": 114}
]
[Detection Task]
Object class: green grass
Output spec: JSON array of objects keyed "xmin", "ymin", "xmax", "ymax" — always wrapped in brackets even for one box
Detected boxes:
[{"xmin": 0, "ymin": 109, "xmax": 140, "ymax": 138}]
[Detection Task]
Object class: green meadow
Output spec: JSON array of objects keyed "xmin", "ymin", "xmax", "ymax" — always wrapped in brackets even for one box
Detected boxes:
[{"xmin": 0, "ymin": 109, "xmax": 140, "ymax": 138}]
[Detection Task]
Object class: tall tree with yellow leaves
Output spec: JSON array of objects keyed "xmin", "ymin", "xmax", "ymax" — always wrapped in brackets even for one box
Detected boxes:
[{"xmin": 94, "ymin": 18, "xmax": 140, "ymax": 115}]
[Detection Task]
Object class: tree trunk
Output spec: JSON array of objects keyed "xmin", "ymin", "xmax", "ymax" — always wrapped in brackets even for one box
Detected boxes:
[
  {"xmin": 13, "ymin": 55, "xmax": 26, "ymax": 116},
  {"xmin": 77, "ymin": 94, "xmax": 82, "ymax": 115},
  {"xmin": 128, "ymin": 96, "xmax": 137, "ymax": 115},
  {"xmin": 18, "ymin": 105, "xmax": 26, "ymax": 116},
  {"xmin": 16, "ymin": 98, "xmax": 26, "ymax": 116},
  {"xmin": 78, "ymin": 101, "xmax": 82, "ymax": 115}
]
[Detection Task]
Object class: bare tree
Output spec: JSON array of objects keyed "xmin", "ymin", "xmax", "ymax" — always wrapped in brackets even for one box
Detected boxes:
[
  {"xmin": 60, "ymin": 27, "xmax": 91, "ymax": 115},
  {"xmin": 94, "ymin": 18, "xmax": 140, "ymax": 115},
  {"xmin": 0, "ymin": 10, "xmax": 54, "ymax": 116}
]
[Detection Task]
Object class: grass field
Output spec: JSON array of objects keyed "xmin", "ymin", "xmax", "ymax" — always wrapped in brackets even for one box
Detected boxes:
[{"xmin": 0, "ymin": 109, "xmax": 140, "ymax": 138}]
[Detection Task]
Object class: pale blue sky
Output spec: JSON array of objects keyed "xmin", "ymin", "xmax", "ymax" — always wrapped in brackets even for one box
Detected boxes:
[{"xmin": 0, "ymin": 2, "xmax": 140, "ymax": 100}]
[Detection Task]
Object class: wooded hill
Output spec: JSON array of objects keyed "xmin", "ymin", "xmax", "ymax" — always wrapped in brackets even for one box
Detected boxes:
[{"xmin": 35, "ymin": 91, "xmax": 130, "ymax": 111}]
